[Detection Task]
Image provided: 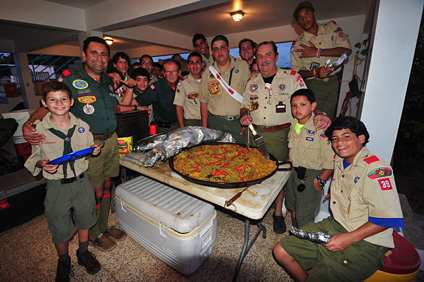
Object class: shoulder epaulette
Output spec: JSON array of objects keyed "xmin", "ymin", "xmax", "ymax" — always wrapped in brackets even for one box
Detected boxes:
[
  {"xmin": 290, "ymin": 70, "xmax": 297, "ymax": 76},
  {"xmin": 364, "ymin": 155, "xmax": 379, "ymax": 164},
  {"xmin": 247, "ymin": 77, "xmax": 252, "ymax": 83},
  {"xmin": 62, "ymin": 69, "xmax": 71, "ymax": 77},
  {"xmin": 331, "ymin": 20, "xmax": 337, "ymax": 25},
  {"xmin": 292, "ymin": 41, "xmax": 296, "ymax": 46}
]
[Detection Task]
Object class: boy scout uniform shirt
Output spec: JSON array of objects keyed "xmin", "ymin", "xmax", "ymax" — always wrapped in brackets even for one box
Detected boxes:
[
  {"xmin": 60, "ymin": 65, "xmax": 116, "ymax": 135},
  {"xmin": 199, "ymin": 57, "xmax": 250, "ymax": 116},
  {"xmin": 330, "ymin": 147, "xmax": 404, "ymax": 248},
  {"xmin": 291, "ymin": 21, "xmax": 352, "ymax": 79},
  {"xmin": 24, "ymin": 112, "xmax": 94, "ymax": 180},
  {"xmin": 288, "ymin": 113, "xmax": 334, "ymax": 170},
  {"xmin": 201, "ymin": 54, "xmax": 214, "ymax": 70},
  {"xmin": 241, "ymin": 68, "xmax": 307, "ymax": 126},
  {"xmin": 136, "ymin": 77, "xmax": 178, "ymax": 124},
  {"xmin": 173, "ymin": 73, "xmax": 201, "ymax": 120}
]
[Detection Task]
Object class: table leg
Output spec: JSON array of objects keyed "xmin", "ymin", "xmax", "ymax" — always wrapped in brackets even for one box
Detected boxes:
[{"xmin": 232, "ymin": 219, "xmax": 266, "ymax": 282}]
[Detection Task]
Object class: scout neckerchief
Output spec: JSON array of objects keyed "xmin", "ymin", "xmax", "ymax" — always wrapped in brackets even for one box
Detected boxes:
[
  {"xmin": 48, "ymin": 125, "xmax": 76, "ymax": 178},
  {"xmin": 208, "ymin": 65, "xmax": 243, "ymax": 103}
]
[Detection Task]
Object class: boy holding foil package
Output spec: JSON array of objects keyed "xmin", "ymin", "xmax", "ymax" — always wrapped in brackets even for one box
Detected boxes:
[
  {"xmin": 285, "ymin": 89, "xmax": 334, "ymax": 228},
  {"xmin": 273, "ymin": 116, "xmax": 404, "ymax": 282}
]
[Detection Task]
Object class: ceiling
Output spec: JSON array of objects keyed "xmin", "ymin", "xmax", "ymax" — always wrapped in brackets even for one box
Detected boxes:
[{"xmin": 0, "ymin": 0, "xmax": 371, "ymax": 55}]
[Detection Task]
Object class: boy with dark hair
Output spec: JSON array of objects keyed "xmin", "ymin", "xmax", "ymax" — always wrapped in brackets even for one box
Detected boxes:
[
  {"xmin": 192, "ymin": 33, "xmax": 214, "ymax": 69},
  {"xmin": 25, "ymin": 81, "xmax": 102, "ymax": 281},
  {"xmin": 273, "ymin": 116, "xmax": 404, "ymax": 282},
  {"xmin": 285, "ymin": 89, "xmax": 334, "ymax": 228}
]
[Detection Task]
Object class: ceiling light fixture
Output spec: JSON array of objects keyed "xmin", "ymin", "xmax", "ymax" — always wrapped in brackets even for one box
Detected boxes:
[
  {"xmin": 104, "ymin": 38, "xmax": 114, "ymax": 46},
  {"xmin": 230, "ymin": 10, "xmax": 245, "ymax": 22}
]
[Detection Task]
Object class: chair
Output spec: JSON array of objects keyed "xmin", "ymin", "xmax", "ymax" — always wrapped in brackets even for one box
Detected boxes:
[{"xmin": 364, "ymin": 231, "xmax": 421, "ymax": 282}]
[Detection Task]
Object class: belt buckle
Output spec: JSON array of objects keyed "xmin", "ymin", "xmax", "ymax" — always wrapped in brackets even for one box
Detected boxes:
[{"xmin": 227, "ymin": 116, "xmax": 234, "ymax": 121}]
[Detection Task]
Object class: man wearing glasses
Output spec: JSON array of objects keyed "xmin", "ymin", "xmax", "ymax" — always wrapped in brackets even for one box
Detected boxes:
[{"xmin": 135, "ymin": 59, "xmax": 181, "ymax": 133}]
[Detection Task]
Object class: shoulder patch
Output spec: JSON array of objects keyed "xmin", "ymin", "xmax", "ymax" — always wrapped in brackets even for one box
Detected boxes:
[
  {"xmin": 364, "ymin": 155, "xmax": 379, "ymax": 164},
  {"xmin": 331, "ymin": 20, "xmax": 337, "ymax": 25},
  {"xmin": 62, "ymin": 69, "xmax": 71, "ymax": 77},
  {"xmin": 180, "ymin": 77, "xmax": 185, "ymax": 82},
  {"xmin": 150, "ymin": 84, "xmax": 155, "ymax": 90},
  {"xmin": 320, "ymin": 132, "xmax": 327, "ymax": 138},
  {"xmin": 367, "ymin": 167, "xmax": 393, "ymax": 180},
  {"xmin": 290, "ymin": 70, "xmax": 297, "ymax": 76}
]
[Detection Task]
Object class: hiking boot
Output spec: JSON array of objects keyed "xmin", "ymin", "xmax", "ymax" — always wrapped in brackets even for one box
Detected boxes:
[
  {"xmin": 89, "ymin": 234, "xmax": 116, "ymax": 252},
  {"xmin": 77, "ymin": 249, "xmax": 101, "ymax": 275},
  {"xmin": 104, "ymin": 226, "xmax": 127, "ymax": 241},
  {"xmin": 55, "ymin": 257, "xmax": 73, "ymax": 282},
  {"xmin": 273, "ymin": 214, "xmax": 286, "ymax": 234}
]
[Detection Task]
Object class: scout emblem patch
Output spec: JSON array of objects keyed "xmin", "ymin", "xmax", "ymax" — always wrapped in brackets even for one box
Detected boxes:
[
  {"xmin": 367, "ymin": 167, "xmax": 393, "ymax": 179},
  {"xmin": 250, "ymin": 84, "xmax": 258, "ymax": 92},
  {"xmin": 150, "ymin": 84, "xmax": 155, "ymax": 90},
  {"xmin": 78, "ymin": 127, "xmax": 85, "ymax": 133},
  {"xmin": 237, "ymin": 84, "xmax": 242, "ymax": 90},
  {"xmin": 279, "ymin": 84, "xmax": 286, "ymax": 91},
  {"xmin": 354, "ymin": 176, "xmax": 360, "ymax": 183},
  {"xmin": 83, "ymin": 104, "xmax": 95, "ymax": 115},
  {"xmin": 209, "ymin": 71, "xmax": 214, "ymax": 79},
  {"xmin": 307, "ymin": 129, "xmax": 316, "ymax": 136},
  {"xmin": 378, "ymin": 178, "xmax": 393, "ymax": 190},
  {"xmin": 72, "ymin": 79, "xmax": 88, "ymax": 89},
  {"xmin": 235, "ymin": 69, "xmax": 239, "ymax": 73},
  {"xmin": 310, "ymin": 62, "xmax": 320, "ymax": 70},
  {"xmin": 320, "ymin": 132, "xmax": 327, "ymax": 138},
  {"xmin": 306, "ymin": 137, "xmax": 313, "ymax": 141},
  {"xmin": 208, "ymin": 81, "xmax": 220, "ymax": 95},
  {"xmin": 78, "ymin": 95, "xmax": 96, "ymax": 104},
  {"xmin": 249, "ymin": 102, "xmax": 259, "ymax": 111},
  {"xmin": 177, "ymin": 81, "xmax": 182, "ymax": 86},
  {"xmin": 188, "ymin": 93, "xmax": 199, "ymax": 104}
]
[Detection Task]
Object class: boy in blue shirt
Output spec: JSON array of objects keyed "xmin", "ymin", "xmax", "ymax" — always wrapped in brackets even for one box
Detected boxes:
[{"xmin": 273, "ymin": 116, "xmax": 404, "ymax": 281}]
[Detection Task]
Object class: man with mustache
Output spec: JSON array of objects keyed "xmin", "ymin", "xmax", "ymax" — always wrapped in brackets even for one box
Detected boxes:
[{"xmin": 240, "ymin": 41, "xmax": 331, "ymax": 233}]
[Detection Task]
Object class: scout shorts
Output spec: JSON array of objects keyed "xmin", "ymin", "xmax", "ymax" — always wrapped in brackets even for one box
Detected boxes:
[
  {"xmin": 44, "ymin": 174, "xmax": 97, "ymax": 244},
  {"xmin": 88, "ymin": 132, "xmax": 120, "ymax": 188},
  {"xmin": 285, "ymin": 167, "xmax": 322, "ymax": 227},
  {"xmin": 279, "ymin": 217, "xmax": 386, "ymax": 282}
]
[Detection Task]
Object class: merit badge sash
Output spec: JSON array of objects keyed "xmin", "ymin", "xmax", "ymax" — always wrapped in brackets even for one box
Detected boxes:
[{"xmin": 208, "ymin": 66, "xmax": 243, "ymax": 103}]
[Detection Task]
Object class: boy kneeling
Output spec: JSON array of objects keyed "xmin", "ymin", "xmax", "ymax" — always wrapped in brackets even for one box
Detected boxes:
[{"xmin": 273, "ymin": 116, "xmax": 404, "ymax": 281}]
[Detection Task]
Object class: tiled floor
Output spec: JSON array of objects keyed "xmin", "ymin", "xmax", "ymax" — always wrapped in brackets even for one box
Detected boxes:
[
  {"xmin": 2, "ymin": 193, "xmax": 424, "ymax": 282},
  {"xmin": 0, "ymin": 204, "xmax": 293, "ymax": 282}
]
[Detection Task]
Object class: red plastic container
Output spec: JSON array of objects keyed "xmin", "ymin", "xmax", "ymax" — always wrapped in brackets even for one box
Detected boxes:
[
  {"xmin": 14, "ymin": 142, "xmax": 31, "ymax": 162},
  {"xmin": 4, "ymin": 83, "xmax": 18, "ymax": 97}
]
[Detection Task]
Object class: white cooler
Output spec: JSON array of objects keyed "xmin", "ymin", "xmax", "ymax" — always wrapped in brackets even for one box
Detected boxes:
[{"xmin": 115, "ymin": 175, "xmax": 217, "ymax": 275}]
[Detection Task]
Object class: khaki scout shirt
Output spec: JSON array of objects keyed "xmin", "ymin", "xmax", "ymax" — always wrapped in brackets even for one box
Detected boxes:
[
  {"xmin": 201, "ymin": 54, "xmax": 214, "ymax": 70},
  {"xmin": 330, "ymin": 147, "xmax": 404, "ymax": 248},
  {"xmin": 199, "ymin": 57, "xmax": 250, "ymax": 116},
  {"xmin": 241, "ymin": 68, "xmax": 307, "ymax": 126},
  {"xmin": 174, "ymin": 73, "xmax": 201, "ymax": 120},
  {"xmin": 291, "ymin": 21, "xmax": 352, "ymax": 79},
  {"xmin": 288, "ymin": 113, "xmax": 334, "ymax": 170},
  {"xmin": 24, "ymin": 112, "xmax": 94, "ymax": 180}
]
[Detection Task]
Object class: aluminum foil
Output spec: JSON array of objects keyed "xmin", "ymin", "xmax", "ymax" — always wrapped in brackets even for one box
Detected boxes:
[
  {"xmin": 123, "ymin": 126, "xmax": 236, "ymax": 167},
  {"xmin": 290, "ymin": 226, "xmax": 331, "ymax": 244}
]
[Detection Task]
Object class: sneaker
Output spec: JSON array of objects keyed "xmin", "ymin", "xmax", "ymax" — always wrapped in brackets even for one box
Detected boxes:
[
  {"xmin": 104, "ymin": 226, "xmax": 127, "ymax": 241},
  {"xmin": 55, "ymin": 257, "xmax": 73, "ymax": 282},
  {"xmin": 273, "ymin": 214, "xmax": 286, "ymax": 234},
  {"xmin": 77, "ymin": 249, "xmax": 101, "ymax": 275},
  {"xmin": 89, "ymin": 234, "xmax": 117, "ymax": 252}
]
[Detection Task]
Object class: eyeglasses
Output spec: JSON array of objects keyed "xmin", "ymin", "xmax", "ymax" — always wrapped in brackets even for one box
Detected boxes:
[{"xmin": 164, "ymin": 70, "xmax": 178, "ymax": 74}]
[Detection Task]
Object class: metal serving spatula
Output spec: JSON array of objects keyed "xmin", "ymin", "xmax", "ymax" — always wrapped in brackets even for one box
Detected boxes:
[{"xmin": 248, "ymin": 124, "xmax": 270, "ymax": 159}]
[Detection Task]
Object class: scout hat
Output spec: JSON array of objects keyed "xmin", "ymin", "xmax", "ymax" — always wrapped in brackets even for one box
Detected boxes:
[{"xmin": 293, "ymin": 1, "xmax": 315, "ymax": 19}]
